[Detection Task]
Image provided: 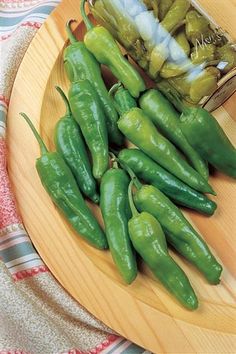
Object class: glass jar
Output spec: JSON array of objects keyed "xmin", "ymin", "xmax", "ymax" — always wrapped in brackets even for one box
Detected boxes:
[{"xmin": 89, "ymin": 0, "xmax": 236, "ymax": 111}]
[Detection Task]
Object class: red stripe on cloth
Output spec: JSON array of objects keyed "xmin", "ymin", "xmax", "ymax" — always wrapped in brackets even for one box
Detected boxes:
[
  {"xmin": 0, "ymin": 351, "xmax": 30, "ymax": 354},
  {"xmin": 0, "ymin": 138, "xmax": 22, "ymax": 229},
  {"xmin": 12, "ymin": 265, "xmax": 49, "ymax": 281},
  {"xmin": 88, "ymin": 335, "xmax": 119, "ymax": 354},
  {"xmin": 61, "ymin": 335, "xmax": 119, "ymax": 354},
  {"xmin": 0, "ymin": 95, "xmax": 10, "ymax": 107},
  {"xmin": 21, "ymin": 21, "xmax": 41, "ymax": 29},
  {"xmin": 0, "ymin": 22, "xmax": 42, "ymax": 41}
]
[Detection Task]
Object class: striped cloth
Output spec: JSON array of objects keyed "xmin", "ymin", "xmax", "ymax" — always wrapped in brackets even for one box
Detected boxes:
[{"xmin": 0, "ymin": 1, "xmax": 152, "ymax": 353}]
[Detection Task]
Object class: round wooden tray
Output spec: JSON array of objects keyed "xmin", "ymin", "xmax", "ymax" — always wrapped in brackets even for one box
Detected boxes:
[{"xmin": 7, "ymin": 1, "xmax": 236, "ymax": 353}]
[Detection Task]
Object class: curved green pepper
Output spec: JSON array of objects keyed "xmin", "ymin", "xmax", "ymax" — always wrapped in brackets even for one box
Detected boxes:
[
  {"xmin": 216, "ymin": 44, "xmax": 236, "ymax": 74},
  {"xmin": 167, "ymin": 66, "xmax": 220, "ymax": 104},
  {"xmin": 118, "ymin": 148, "xmax": 216, "ymax": 215},
  {"xmin": 64, "ymin": 20, "xmax": 123, "ymax": 146},
  {"xmin": 180, "ymin": 107, "xmax": 236, "ymax": 178},
  {"xmin": 185, "ymin": 10, "xmax": 212, "ymax": 45},
  {"xmin": 128, "ymin": 181, "xmax": 198, "ymax": 310},
  {"xmin": 68, "ymin": 79, "xmax": 109, "ymax": 179},
  {"xmin": 139, "ymin": 89, "xmax": 209, "ymax": 179},
  {"xmin": 191, "ymin": 44, "xmax": 216, "ymax": 65},
  {"xmin": 100, "ymin": 161, "xmax": 137, "ymax": 284},
  {"xmin": 109, "ymin": 82, "xmax": 137, "ymax": 116},
  {"xmin": 189, "ymin": 67, "xmax": 220, "ymax": 103},
  {"xmin": 118, "ymin": 108, "xmax": 214, "ymax": 194},
  {"xmin": 160, "ymin": 0, "xmax": 190, "ymax": 33},
  {"xmin": 20, "ymin": 113, "xmax": 107, "ymax": 250},
  {"xmin": 159, "ymin": 0, "xmax": 174, "ymax": 21},
  {"xmin": 81, "ymin": 0, "xmax": 146, "ymax": 98},
  {"xmin": 54, "ymin": 87, "xmax": 99, "ymax": 203},
  {"xmin": 134, "ymin": 184, "xmax": 223, "ymax": 284},
  {"xmin": 102, "ymin": 0, "xmax": 140, "ymax": 46},
  {"xmin": 149, "ymin": 43, "xmax": 169, "ymax": 79},
  {"xmin": 160, "ymin": 60, "xmax": 192, "ymax": 79}
]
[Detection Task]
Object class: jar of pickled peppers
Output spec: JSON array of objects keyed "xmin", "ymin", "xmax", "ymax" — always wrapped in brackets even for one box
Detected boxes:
[{"xmin": 89, "ymin": 0, "xmax": 236, "ymax": 111}]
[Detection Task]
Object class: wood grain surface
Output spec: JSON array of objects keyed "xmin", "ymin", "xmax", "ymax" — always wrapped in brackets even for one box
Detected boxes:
[{"xmin": 7, "ymin": 1, "xmax": 236, "ymax": 353}]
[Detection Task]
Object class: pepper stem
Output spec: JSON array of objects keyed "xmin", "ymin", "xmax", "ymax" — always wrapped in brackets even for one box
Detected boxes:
[
  {"xmin": 109, "ymin": 152, "xmax": 119, "ymax": 169},
  {"xmin": 66, "ymin": 19, "xmax": 78, "ymax": 44},
  {"xmin": 109, "ymin": 82, "xmax": 122, "ymax": 98},
  {"xmin": 128, "ymin": 180, "xmax": 139, "ymax": 217},
  {"xmin": 55, "ymin": 86, "xmax": 72, "ymax": 117},
  {"xmin": 108, "ymin": 82, "xmax": 123, "ymax": 115},
  {"xmin": 80, "ymin": 0, "xmax": 94, "ymax": 31},
  {"xmin": 119, "ymin": 160, "xmax": 142, "ymax": 190},
  {"xmin": 20, "ymin": 113, "xmax": 48, "ymax": 155}
]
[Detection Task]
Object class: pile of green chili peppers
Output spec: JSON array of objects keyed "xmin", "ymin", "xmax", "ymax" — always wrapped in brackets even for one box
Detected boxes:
[{"xmin": 20, "ymin": 0, "xmax": 236, "ymax": 310}]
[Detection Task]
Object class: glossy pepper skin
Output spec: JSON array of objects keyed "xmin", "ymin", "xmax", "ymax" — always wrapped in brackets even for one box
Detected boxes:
[
  {"xmin": 20, "ymin": 113, "xmax": 107, "ymax": 250},
  {"xmin": 185, "ymin": 10, "xmax": 212, "ymax": 45},
  {"xmin": 64, "ymin": 20, "xmax": 123, "ymax": 146},
  {"xmin": 128, "ymin": 182, "xmax": 198, "ymax": 310},
  {"xmin": 139, "ymin": 89, "xmax": 209, "ymax": 180},
  {"xmin": 159, "ymin": 0, "xmax": 174, "ymax": 21},
  {"xmin": 68, "ymin": 79, "xmax": 109, "ymax": 179},
  {"xmin": 118, "ymin": 149, "xmax": 216, "ymax": 215},
  {"xmin": 216, "ymin": 44, "xmax": 236, "ymax": 74},
  {"xmin": 134, "ymin": 184, "xmax": 223, "ymax": 284},
  {"xmin": 118, "ymin": 108, "xmax": 214, "ymax": 194},
  {"xmin": 80, "ymin": 0, "xmax": 146, "ymax": 98},
  {"xmin": 100, "ymin": 164, "xmax": 137, "ymax": 284},
  {"xmin": 180, "ymin": 107, "xmax": 236, "ymax": 178},
  {"xmin": 160, "ymin": 0, "xmax": 190, "ymax": 33},
  {"xmin": 109, "ymin": 82, "xmax": 137, "ymax": 116},
  {"xmin": 54, "ymin": 87, "xmax": 99, "ymax": 203}
]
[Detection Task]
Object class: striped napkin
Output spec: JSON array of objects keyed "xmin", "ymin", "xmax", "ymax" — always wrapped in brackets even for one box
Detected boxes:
[{"xmin": 0, "ymin": 1, "xmax": 151, "ymax": 353}]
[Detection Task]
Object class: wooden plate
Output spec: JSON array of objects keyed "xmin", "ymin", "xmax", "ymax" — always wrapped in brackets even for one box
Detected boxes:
[{"xmin": 7, "ymin": 1, "xmax": 236, "ymax": 353}]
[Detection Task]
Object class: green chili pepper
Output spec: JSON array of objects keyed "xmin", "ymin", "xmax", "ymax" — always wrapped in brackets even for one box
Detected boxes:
[
  {"xmin": 102, "ymin": 0, "xmax": 140, "ymax": 46},
  {"xmin": 128, "ymin": 180, "xmax": 198, "ymax": 310},
  {"xmin": 64, "ymin": 20, "xmax": 123, "ymax": 146},
  {"xmin": 118, "ymin": 148, "xmax": 216, "ymax": 215},
  {"xmin": 168, "ymin": 72, "xmax": 192, "ymax": 97},
  {"xmin": 185, "ymin": 10, "xmax": 212, "ymax": 45},
  {"xmin": 139, "ymin": 89, "xmax": 209, "ymax": 179},
  {"xmin": 167, "ymin": 66, "xmax": 220, "ymax": 104},
  {"xmin": 81, "ymin": 0, "xmax": 146, "ymax": 98},
  {"xmin": 180, "ymin": 107, "xmax": 236, "ymax": 178},
  {"xmin": 54, "ymin": 86, "xmax": 99, "ymax": 203},
  {"xmin": 169, "ymin": 30, "xmax": 190, "ymax": 62},
  {"xmin": 109, "ymin": 82, "xmax": 137, "ymax": 116},
  {"xmin": 160, "ymin": 0, "xmax": 190, "ymax": 33},
  {"xmin": 92, "ymin": 0, "xmax": 119, "ymax": 38},
  {"xmin": 20, "ymin": 113, "xmax": 107, "ymax": 250},
  {"xmin": 100, "ymin": 160, "xmax": 137, "ymax": 284},
  {"xmin": 189, "ymin": 67, "xmax": 220, "ymax": 103},
  {"xmin": 160, "ymin": 60, "xmax": 192, "ymax": 78},
  {"xmin": 216, "ymin": 44, "xmax": 236, "ymax": 74},
  {"xmin": 68, "ymin": 79, "xmax": 109, "ymax": 179},
  {"xmin": 191, "ymin": 44, "xmax": 216, "ymax": 65},
  {"xmin": 133, "ymin": 184, "xmax": 223, "ymax": 284},
  {"xmin": 118, "ymin": 108, "xmax": 215, "ymax": 194},
  {"xmin": 149, "ymin": 43, "xmax": 169, "ymax": 78},
  {"xmin": 159, "ymin": 0, "xmax": 174, "ymax": 21}
]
